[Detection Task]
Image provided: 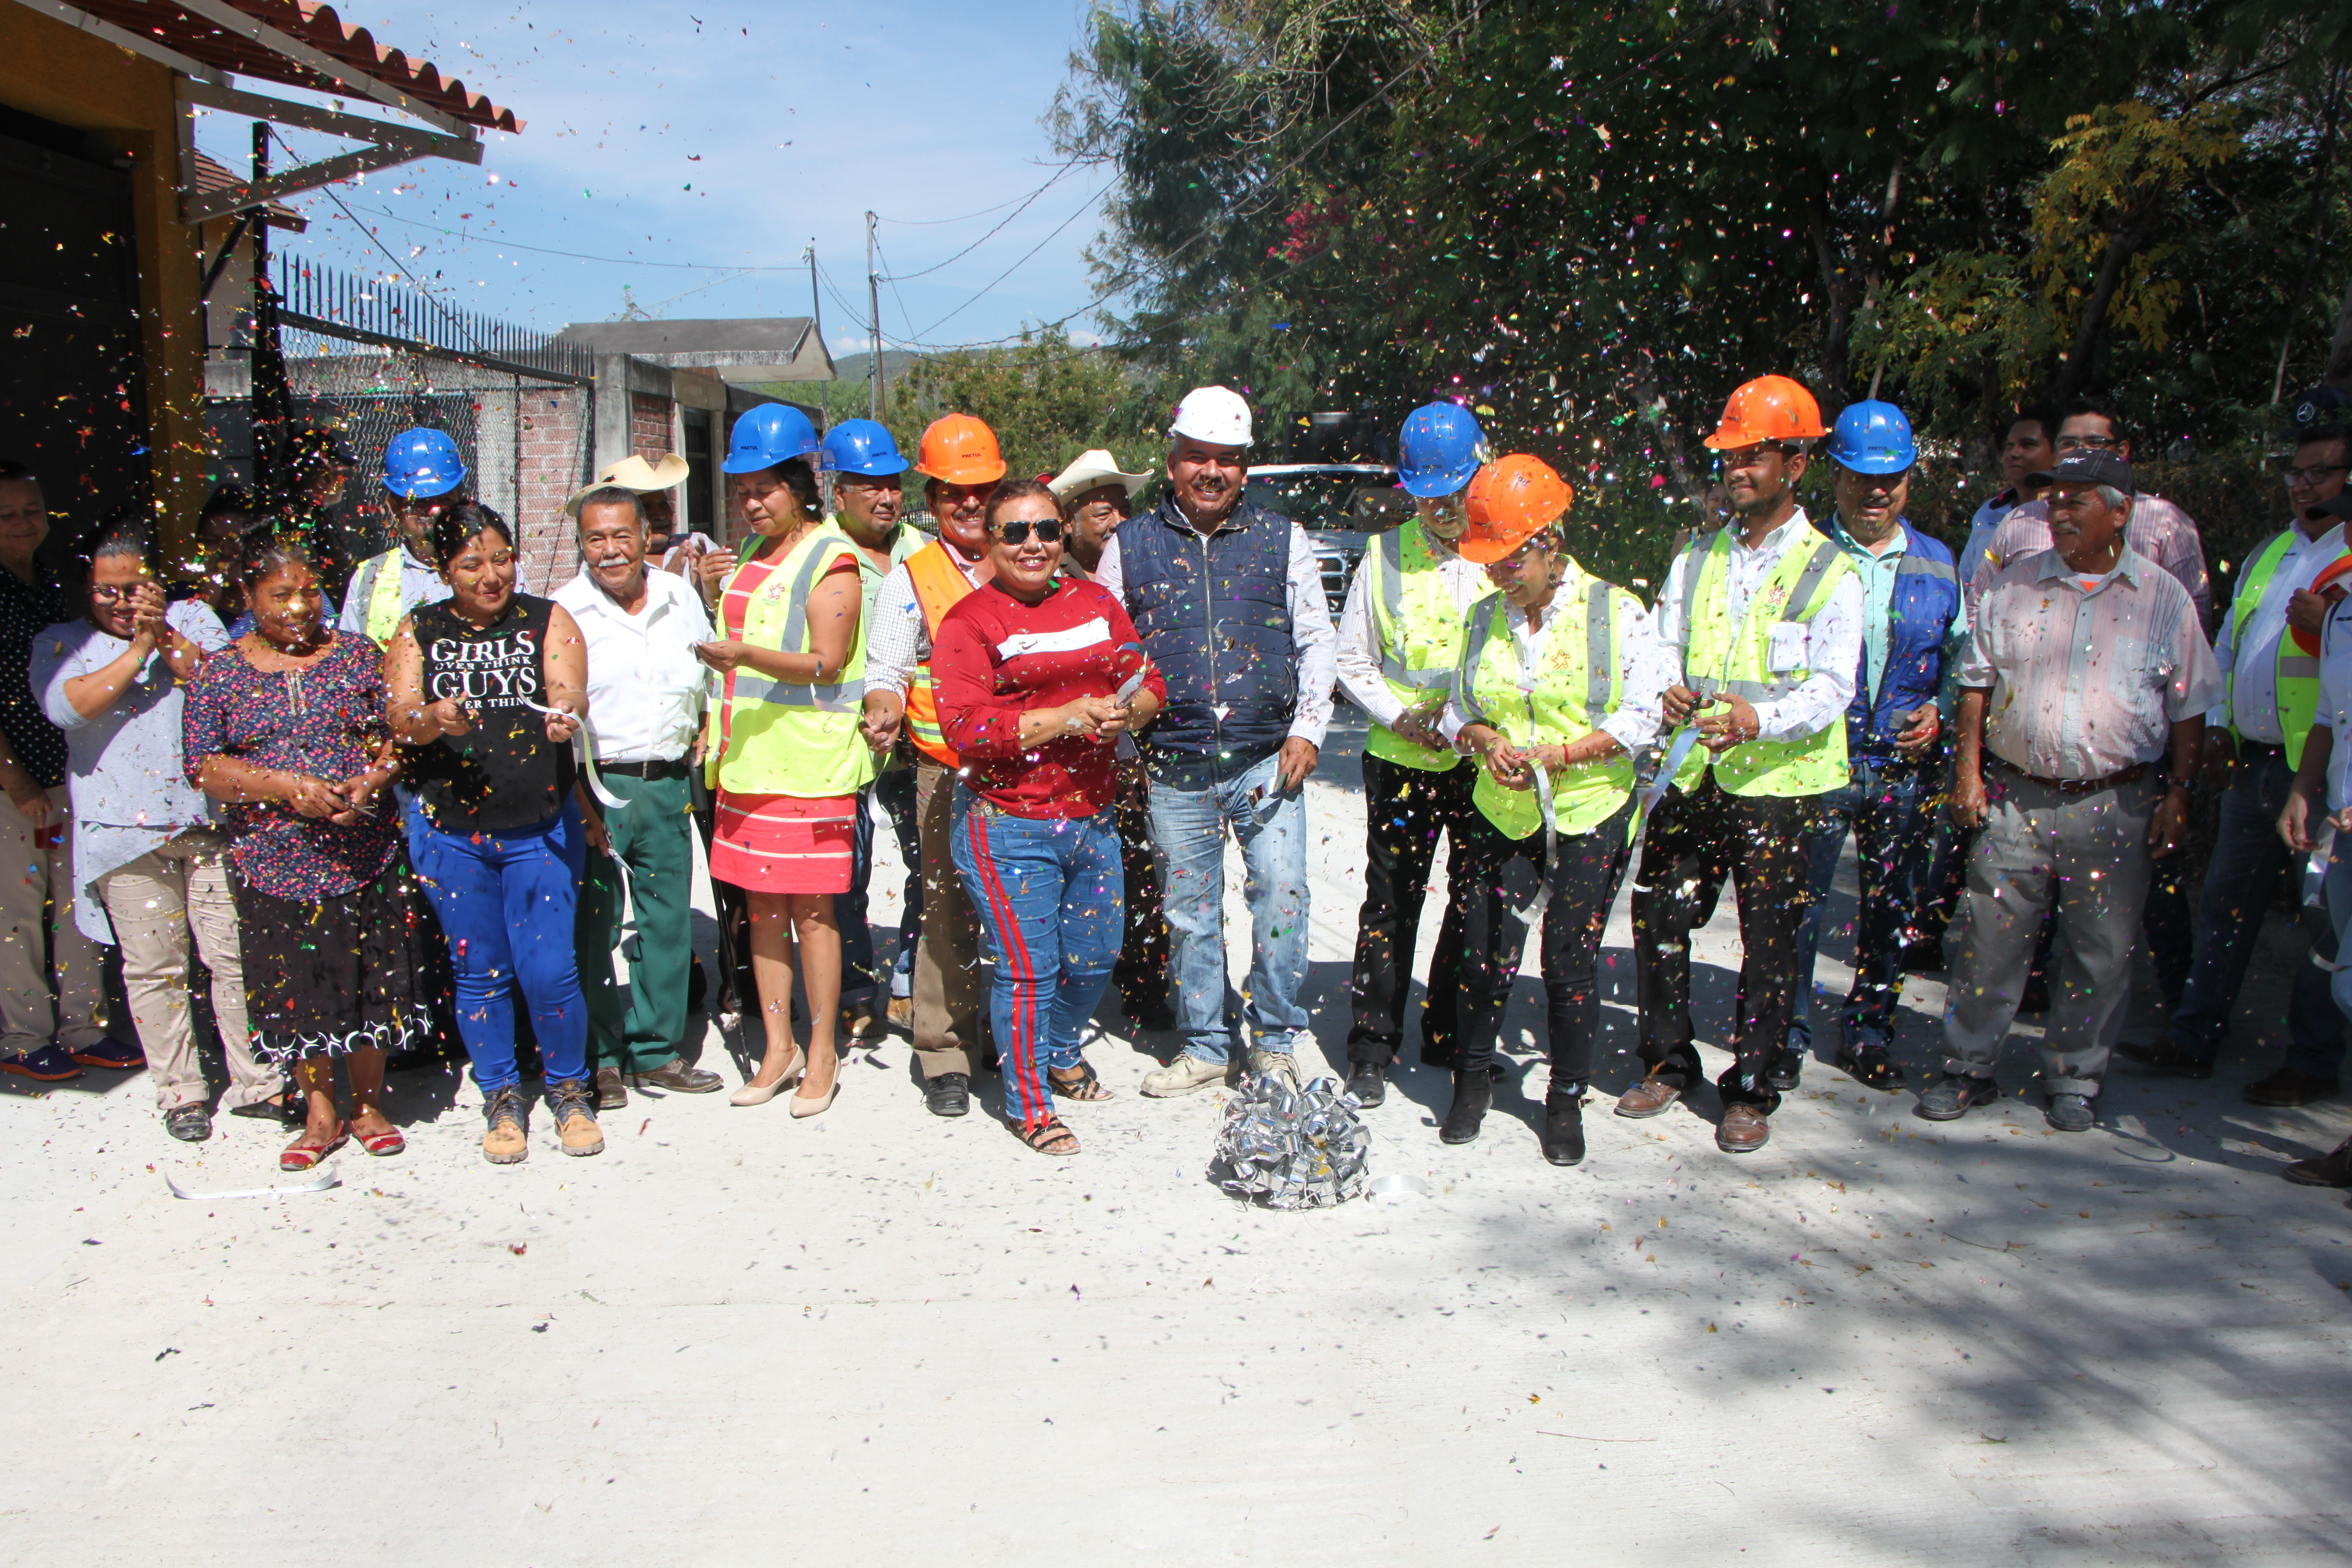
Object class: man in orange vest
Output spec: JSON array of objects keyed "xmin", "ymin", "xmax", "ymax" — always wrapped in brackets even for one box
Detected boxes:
[{"xmin": 861, "ymin": 414, "xmax": 1002, "ymax": 1117}]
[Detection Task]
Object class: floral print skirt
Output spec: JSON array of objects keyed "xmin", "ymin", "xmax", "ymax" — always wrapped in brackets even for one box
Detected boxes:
[{"xmin": 232, "ymin": 860, "xmax": 433, "ymax": 1063}]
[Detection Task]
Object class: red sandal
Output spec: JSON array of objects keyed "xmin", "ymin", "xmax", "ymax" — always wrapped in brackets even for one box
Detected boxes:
[
  {"xmin": 280, "ymin": 1122, "xmax": 348, "ymax": 1172},
  {"xmin": 351, "ymin": 1121, "xmax": 405, "ymax": 1157}
]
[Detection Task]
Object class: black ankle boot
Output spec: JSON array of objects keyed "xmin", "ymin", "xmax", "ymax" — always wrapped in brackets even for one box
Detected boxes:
[
  {"xmin": 1541, "ymin": 1094, "xmax": 1586, "ymax": 1166},
  {"xmin": 1439, "ymin": 1070, "xmax": 1492, "ymax": 1144}
]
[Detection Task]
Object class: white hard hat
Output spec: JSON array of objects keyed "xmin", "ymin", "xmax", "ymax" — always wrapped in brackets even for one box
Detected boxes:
[{"xmin": 1168, "ymin": 385, "xmax": 1254, "ymax": 448}]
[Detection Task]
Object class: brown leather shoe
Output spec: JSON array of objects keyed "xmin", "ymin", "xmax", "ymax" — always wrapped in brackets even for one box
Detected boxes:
[
  {"xmin": 634, "ymin": 1057, "xmax": 725, "ymax": 1094},
  {"xmin": 1717, "ymin": 1103, "xmax": 1771, "ymax": 1153},
  {"xmin": 2246, "ymin": 1067, "xmax": 2340, "ymax": 1108},
  {"xmin": 593, "ymin": 1066, "xmax": 629, "ymax": 1110},
  {"xmin": 2284, "ymin": 1137, "xmax": 2352, "ymax": 1188},
  {"xmin": 1615, "ymin": 1072, "xmax": 1684, "ymax": 1119}
]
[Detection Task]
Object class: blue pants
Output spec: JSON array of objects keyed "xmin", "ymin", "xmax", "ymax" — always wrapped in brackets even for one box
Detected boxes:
[
  {"xmin": 1792, "ymin": 757, "xmax": 1937, "ymax": 1054},
  {"xmin": 950, "ymin": 792, "xmax": 1122, "ymax": 1127},
  {"xmin": 838, "ymin": 764, "xmax": 922, "ymax": 1006},
  {"xmin": 1146, "ymin": 749, "xmax": 1312, "ymax": 1065},
  {"xmin": 409, "ymin": 800, "xmax": 590, "ymax": 1094}
]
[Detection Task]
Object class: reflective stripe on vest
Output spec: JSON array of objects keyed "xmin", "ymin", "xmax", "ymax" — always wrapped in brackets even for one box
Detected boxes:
[
  {"xmin": 902, "ymin": 542, "xmax": 978, "ymax": 767},
  {"xmin": 2230, "ymin": 528, "xmax": 2344, "ymax": 769},
  {"xmin": 363, "ymin": 549, "xmax": 410, "ymax": 643},
  {"xmin": 1459, "ymin": 571, "xmax": 1638, "ymax": 839},
  {"xmin": 1363, "ymin": 521, "xmax": 1469, "ymax": 772},
  {"xmin": 1671, "ymin": 526, "xmax": 1854, "ymax": 798},
  {"xmin": 711, "ymin": 524, "xmax": 876, "ymax": 798}
]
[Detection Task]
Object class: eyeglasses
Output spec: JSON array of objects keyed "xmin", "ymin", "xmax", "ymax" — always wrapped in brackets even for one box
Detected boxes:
[
  {"xmin": 2054, "ymin": 433, "xmax": 2120, "ymax": 450},
  {"xmin": 2281, "ymin": 464, "xmax": 2350, "ymax": 486},
  {"xmin": 89, "ymin": 585, "xmax": 140, "ymax": 604},
  {"xmin": 992, "ymin": 518, "xmax": 1065, "ymax": 545}
]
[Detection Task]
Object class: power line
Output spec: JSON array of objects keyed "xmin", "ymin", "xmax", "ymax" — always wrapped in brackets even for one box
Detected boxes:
[
  {"xmin": 873, "ymin": 160, "xmax": 1098, "ymax": 225},
  {"xmin": 911, "ymin": 185, "xmax": 1110, "ymax": 341},
  {"xmin": 878, "ymin": 161, "xmax": 1088, "ymax": 280},
  {"xmin": 337, "ymin": 199, "xmax": 807, "ymax": 271}
]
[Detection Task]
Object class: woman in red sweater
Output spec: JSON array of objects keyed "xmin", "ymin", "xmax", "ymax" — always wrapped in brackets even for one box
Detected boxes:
[{"xmin": 934, "ymin": 480, "xmax": 1166, "ymax": 1155}]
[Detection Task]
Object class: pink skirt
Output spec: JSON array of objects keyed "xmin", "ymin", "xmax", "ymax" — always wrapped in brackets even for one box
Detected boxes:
[{"xmin": 710, "ymin": 791, "xmax": 857, "ymax": 893}]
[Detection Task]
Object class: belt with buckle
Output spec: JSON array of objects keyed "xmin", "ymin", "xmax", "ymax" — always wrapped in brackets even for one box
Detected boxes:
[
  {"xmin": 1988, "ymin": 755, "xmax": 2147, "ymax": 796},
  {"xmin": 595, "ymin": 758, "xmax": 688, "ymax": 781}
]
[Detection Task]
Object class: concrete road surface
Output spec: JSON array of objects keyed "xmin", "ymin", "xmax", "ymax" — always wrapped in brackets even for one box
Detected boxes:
[{"xmin": 2, "ymin": 725, "xmax": 2348, "ymax": 1565}]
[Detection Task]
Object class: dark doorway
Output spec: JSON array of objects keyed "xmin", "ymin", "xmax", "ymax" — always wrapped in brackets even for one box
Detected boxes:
[{"xmin": 681, "ymin": 406, "xmax": 714, "ymax": 539}]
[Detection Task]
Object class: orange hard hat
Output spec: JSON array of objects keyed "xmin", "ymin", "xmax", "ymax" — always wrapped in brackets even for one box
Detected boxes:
[
  {"xmin": 1704, "ymin": 375, "xmax": 1829, "ymax": 449},
  {"xmin": 1457, "ymin": 455, "xmax": 1574, "ymax": 564},
  {"xmin": 2292, "ymin": 552, "xmax": 2352, "ymax": 655},
  {"xmin": 915, "ymin": 413, "xmax": 1007, "ymax": 485}
]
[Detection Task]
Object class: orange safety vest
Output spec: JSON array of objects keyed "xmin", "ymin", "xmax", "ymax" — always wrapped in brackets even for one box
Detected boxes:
[{"xmin": 903, "ymin": 540, "xmax": 980, "ymax": 766}]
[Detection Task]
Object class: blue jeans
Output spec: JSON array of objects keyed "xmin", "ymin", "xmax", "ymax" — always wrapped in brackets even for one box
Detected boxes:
[
  {"xmin": 950, "ymin": 792, "xmax": 1122, "ymax": 1127},
  {"xmin": 2173, "ymin": 746, "xmax": 2345, "ymax": 1073},
  {"xmin": 1792, "ymin": 757, "xmax": 1936, "ymax": 1054},
  {"xmin": 837, "ymin": 765, "xmax": 922, "ymax": 1006},
  {"xmin": 409, "ymin": 799, "xmax": 590, "ymax": 1093},
  {"xmin": 1145, "ymin": 749, "xmax": 1311, "ymax": 1065}
]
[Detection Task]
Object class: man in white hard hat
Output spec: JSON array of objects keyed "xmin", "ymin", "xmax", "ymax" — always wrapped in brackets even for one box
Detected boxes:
[
  {"xmin": 1049, "ymin": 448, "xmax": 1171, "ymax": 1029},
  {"xmin": 1092, "ymin": 388, "xmax": 1338, "ymax": 1093}
]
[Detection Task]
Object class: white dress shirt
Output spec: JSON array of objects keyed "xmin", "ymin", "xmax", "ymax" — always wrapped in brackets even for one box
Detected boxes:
[
  {"xmin": 1334, "ymin": 526, "xmax": 1492, "ymax": 727},
  {"xmin": 865, "ymin": 540, "xmax": 989, "ymax": 701},
  {"xmin": 553, "ymin": 565, "xmax": 713, "ymax": 763},
  {"xmin": 1439, "ymin": 581, "xmax": 1668, "ymax": 757},
  {"xmin": 1652, "ymin": 508, "xmax": 1863, "ymax": 743},
  {"xmin": 2209, "ymin": 519, "xmax": 2348, "ymax": 743},
  {"xmin": 1093, "ymin": 511, "xmax": 1339, "ymax": 748}
]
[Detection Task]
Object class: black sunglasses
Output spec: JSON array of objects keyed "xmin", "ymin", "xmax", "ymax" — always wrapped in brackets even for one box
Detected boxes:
[{"xmin": 992, "ymin": 518, "xmax": 1066, "ymax": 545}]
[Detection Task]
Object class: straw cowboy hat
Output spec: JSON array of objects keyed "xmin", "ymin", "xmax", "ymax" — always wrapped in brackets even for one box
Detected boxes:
[
  {"xmin": 564, "ymin": 452, "xmax": 691, "ymax": 517},
  {"xmin": 1047, "ymin": 448, "xmax": 1151, "ymax": 501}
]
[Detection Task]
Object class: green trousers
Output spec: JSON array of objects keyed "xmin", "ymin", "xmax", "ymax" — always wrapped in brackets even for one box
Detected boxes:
[{"xmin": 577, "ymin": 770, "xmax": 696, "ymax": 1074}]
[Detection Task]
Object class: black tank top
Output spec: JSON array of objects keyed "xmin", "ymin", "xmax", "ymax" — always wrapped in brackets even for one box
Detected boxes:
[{"xmin": 407, "ymin": 594, "xmax": 577, "ymax": 832}]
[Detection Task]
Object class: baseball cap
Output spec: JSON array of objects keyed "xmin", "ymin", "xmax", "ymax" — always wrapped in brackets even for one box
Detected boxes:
[{"xmin": 2026, "ymin": 449, "xmax": 2134, "ymax": 493}]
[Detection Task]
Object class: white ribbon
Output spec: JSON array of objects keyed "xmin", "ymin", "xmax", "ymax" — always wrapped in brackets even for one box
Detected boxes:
[{"xmin": 519, "ymin": 697, "xmax": 629, "ymax": 812}]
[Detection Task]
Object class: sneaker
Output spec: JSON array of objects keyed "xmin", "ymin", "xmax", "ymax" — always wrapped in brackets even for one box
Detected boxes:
[
  {"xmin": 2044, "ymin": 1092, "xmax": 2095, "ymax": 1132},
  {"xmin": 1344, "ymin": 1062, "xmax": 1386, "ymax": 1107},
  {"xmin": 547, "ymin": 1078, "xmax": 605, "ymax": 1157},
  {"xmin": 1, "ymin": 1045, "xmax": 81, "ymax": 1082},
  {"xmin": 1244, "ymin": 1048, "xmax": 1299, "ymax": 1086},
  {"xmin": 69, "ymin": 1036, "xmax": 144, "ymax": 1070},
  {"xmin": 1140, "ymin": 1053, "xmax": 1229, "ymax": 1098},
  {"xmin": 163, "ymin": 1104, "xmax": 212, "ymax": 1142},
  {"xmin": 482, "ymin": 1087, "xmax": 529, "ymax": 1165},
  {"xmin": 1914, "ymin": 1073, "xmax": 2002, "ymax": 1122},
  {"xmin": 594, "ymin": 1066, "xmax": 629, "ymax": 1110}
]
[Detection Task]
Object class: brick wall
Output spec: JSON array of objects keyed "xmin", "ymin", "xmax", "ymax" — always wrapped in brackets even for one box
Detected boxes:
[
  {"xmin": 631, "ymin": 392, "xmax": 674, "ymax": 456},
  {"xmin": 518, "ymin": 386, "xmax": 587, "ymax": 590}
]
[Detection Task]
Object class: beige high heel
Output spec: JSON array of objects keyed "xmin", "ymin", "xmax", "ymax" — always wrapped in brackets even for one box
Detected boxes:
[
  {"xmin": 787, "ymin": 1077, "xmax": 839, "ymax": 1119},
  {"xmin": 730, "ymin": 1049, "xmax": 804, "ymax": 1107}
]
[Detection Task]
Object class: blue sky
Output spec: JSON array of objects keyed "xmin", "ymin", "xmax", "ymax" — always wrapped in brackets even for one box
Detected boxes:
[{"xmin": 193, "ymin": 0, "xmax": 1118, "ymax": 355}]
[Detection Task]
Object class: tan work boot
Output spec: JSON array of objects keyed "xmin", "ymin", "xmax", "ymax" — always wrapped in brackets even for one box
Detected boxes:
[
  {"xmin": 545, "ymin": 1077, "xmax": 606, "ymax": 1157},
  {"xmin": 482, "ymin": 1086, "xmax": 529, "ymax": 1165}
]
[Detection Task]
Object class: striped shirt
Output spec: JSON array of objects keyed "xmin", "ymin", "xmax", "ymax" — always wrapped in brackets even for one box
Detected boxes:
[
  {"xmin": 1968, "ymin": 493, "xmax": 2211, "ymax": 624},
  {"xmin": 1961, "ymin": 546, "xmax": 2222, "ymax": 781}
]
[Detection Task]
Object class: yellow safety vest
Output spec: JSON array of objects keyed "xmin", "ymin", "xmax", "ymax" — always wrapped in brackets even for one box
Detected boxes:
[
  {"xmin": 361, "ymin": 548, "xmax": 413, "ymax": 643},
  {"xmin": 1668, "ymin": 523, "xmax": 1855, "ymax": 798},
  {"xmin": 709, "ymin": 522, "xmax": 876, "ymax": 798},
  {"xmin": 1361, "ymin": 520, "xmax": 1469, "ymax": 772},
  {"xmin": 2230, "ymin": 527, "xmax": 2347, "ymax": 769},
  {"xmin": 1457, "ymin": 565, "xmax": 1640, "ymax": 838}
]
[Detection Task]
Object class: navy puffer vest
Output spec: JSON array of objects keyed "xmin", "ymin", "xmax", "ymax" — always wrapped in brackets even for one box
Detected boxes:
[
  {"xmin": 1845, "ymin": 518, "xmax": 1961, "ymax": 763},
  {"xmin": 1121, "ymin": 495, "xmax": 1299, "ymax": 762}
]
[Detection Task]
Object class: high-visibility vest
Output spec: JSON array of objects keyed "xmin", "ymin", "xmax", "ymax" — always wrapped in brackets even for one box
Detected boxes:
[
  {"xmin": 902, "ymin": 540, "xmax": 980, "ymax": 767},
  {"xmin": 2230, "ymin": 527, "xmax": 2347, "ymax": 769},
  {"xmin": 361, "ymin": 548, "xmax": 412, "ymax": 643},
  {"xmin": 709, "ymin": 522, "xmax": 876, "ymax": 798},
  {"xmin": 1668, "ymin": 523, "xmax": 1856, "ymax": 798},
  {"xmin": 1457, "ymin": 566, "xmax": 1640, "ymax": 838},
  {"xmin": 1361, "ymin": 520, "xmax": 1468, "ymax": 772}
]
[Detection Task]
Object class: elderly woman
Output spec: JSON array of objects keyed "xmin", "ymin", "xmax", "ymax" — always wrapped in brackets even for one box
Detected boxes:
[
  {"xmin": 34, "ymin": 525, "xmax": 278, "ymax": 1142},
  {"xmin": 1439, "ymin": 457, "xmax": 1664, "ymax": 1166},
  {"xmin": 694, "ymin": 413, "xmax": 870, "ymax": 1119},
  {"xmin": 386, "ymin": 504, "xmax": 600, "ymax": 1166},
  {"xmin": 932, "ymin": 480, "xmax": 1165, "ymax": 1155},
  {"xmin": 182, "ymin": 535, "xmax": 424, "ymax": 1170}
]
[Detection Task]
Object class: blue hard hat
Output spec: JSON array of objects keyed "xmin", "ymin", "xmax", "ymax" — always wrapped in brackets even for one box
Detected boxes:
[
  {"xmin": 381, "ymin": 427, "xmax": 466, "ymax": 499},
  {"xmin": 1826, "ymin": 400, "xmax": 1916, "ymax": 475},
  {"xmin": 1397, "ymin": 402, "xmax": 1487, "ymax": 497},
  {"xmin": 819, "ymin": 418, "xmax": 910, "ymax": 478},
  {"xmin": 721, "ymin": 403, "xmax": 821, "ymax": 474}
]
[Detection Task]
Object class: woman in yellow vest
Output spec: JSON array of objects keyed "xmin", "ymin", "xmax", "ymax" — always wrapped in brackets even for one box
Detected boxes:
[
  {"xmin": 1439, "ymin": 456, "xmax": 1664, "ymax": 1167},
  {"xmin": 692, "ymin": 406, "xmax": 873, "ymax": 1118}
]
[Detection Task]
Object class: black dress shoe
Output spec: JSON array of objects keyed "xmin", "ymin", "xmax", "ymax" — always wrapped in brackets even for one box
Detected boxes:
[
  {"xmin": 2112, "ymin": 1037, "xmax": 2214, "ymax": 1080},
  {"xmin": 1439, "ymin": 1070, "xmax": 1491, "ymax": 1144},
  {"xmin": 1833, "ymin": 1044, "xmax": 1907, "ymax": 1092},
  {"xmin": 2246, "ymin": 1066, "xmax": 2340, "ymax": 1107},
  {"xmin": 1764, "ymin": 1047, "xmax": 1804, "ymax": 1093},
  {"xmin": 164, "ymin": 1104, "xmax": 212, "ymax": 1142},
  {"xmin": 1540, "ymin": 1095, "xmax": 1586, "ymax": 1166},
  {"xmin": 924, "ymin": 1072, "xmax": 972, "ymax": 1118},
  {"xmin": 635, "ymin": 1058, "xmax": 725, "ymax": 1093},
  {"xmin": 1345, "ymin": 1062, "xmax": 1386, "ymax": 1108}
]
